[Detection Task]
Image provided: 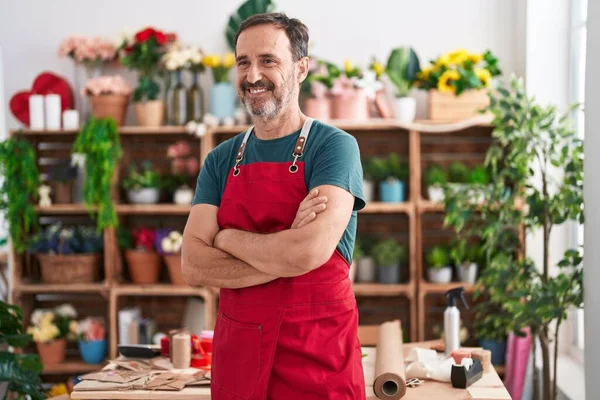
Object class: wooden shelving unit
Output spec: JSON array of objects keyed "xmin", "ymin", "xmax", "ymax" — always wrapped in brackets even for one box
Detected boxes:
[
  {"xmin": 11, "ymin": 116, "xmax": 500, "ymax": 372},
  {"xmin": 41, "ymin": 359, "xmax": 105, "ymax": 375}
]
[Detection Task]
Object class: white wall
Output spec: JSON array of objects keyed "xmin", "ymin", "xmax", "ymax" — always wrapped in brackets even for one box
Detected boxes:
[{"xmin": 0, "ymin": 0, "xmax": 524, "ymax": 132}]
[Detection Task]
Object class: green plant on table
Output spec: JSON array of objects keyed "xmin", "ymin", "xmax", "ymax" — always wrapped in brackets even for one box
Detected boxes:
[
  {"xmin": 0, "ymin": 136, "xmax": 40, "ymax": 254},
  {"xmin": 385, "ymin": 47, "xmax": 421, "ymax": 98},
  {"xmin": 442, "ymin": 75, "xmax": 584, "ymax": 400},
  {"xmin": 425, "ymin": 164, "xmax": 447, "ymax": 187},
  {"xmin": 122, "ymin": 161, "xmax": 162, "ymax": 191},
  {"xmin": 450, "ymin": 238, "xmax": 481, "ymax": 266},
  {"xmin": 0, "ymin": 301, "xmax": 45, "ymax": 400},
  {"xmin": 372, "ymin": 239, "xmax": 405, "ymax": 266},
  {"xmin": 448, "ymin": 161, "xmax": 469, "ymax": 183},
  {"xmin": 468, "ymin": 165, "xmax": 490, "ymax": 185},
  {"xmin": 426, "ymin": 245, "xmax": 450, "ymax": 270},
  {"xmin": 386, "ymin": 153, "xmax": 409, "ymax": 182},
  {"xmin": 73, "ymin": 117, "xmax": 122, "ymax": 230}
]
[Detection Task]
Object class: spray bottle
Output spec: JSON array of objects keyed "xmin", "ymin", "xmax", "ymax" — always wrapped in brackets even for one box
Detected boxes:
[{"xmin": 444, "ymin": 287, "xmax": 469, "ymax": 355}]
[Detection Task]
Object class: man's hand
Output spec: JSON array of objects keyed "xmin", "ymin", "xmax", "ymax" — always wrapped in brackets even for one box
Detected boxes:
[{"xmin": 291, "ymin": 188, "xmax": 328, "ymax": 229}]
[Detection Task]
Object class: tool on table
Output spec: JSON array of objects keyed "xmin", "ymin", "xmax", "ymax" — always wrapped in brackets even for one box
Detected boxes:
[
  {"xmin": 451, "ymin": 358, "xmax": 483, "ymax": 389},
  {"xmin": 444, "ymin": 287, "xmax": 469, "ymax": 355}
]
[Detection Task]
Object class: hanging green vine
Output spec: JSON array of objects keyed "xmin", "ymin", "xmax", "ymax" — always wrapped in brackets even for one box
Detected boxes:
[
  {"xmin": 72, "ymin": 117, "xmax": 123, "ymax": 230},
  {"xmin": 0, "ymin": 136, "xmax": 40, "ymax": 253}
]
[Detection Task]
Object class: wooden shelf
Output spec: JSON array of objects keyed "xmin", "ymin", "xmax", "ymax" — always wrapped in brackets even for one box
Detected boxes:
[
  {"xmin": 417, "ymin": 200, "xmax": 445, "ymax": 213},
  {"xmin": 419, "ymin": 282, "xmax": 477, "ymax": 294},
  {"xmin": 116, "ymin": 204, "xmax": 192, "ymax": 215},
  {"xmin": 112, "ymin": 284, "xmax": 209, "ymax": 297},
  {"xmin": 36, "ymin": 204, "xmax": 92, "ymax": 214},
  {"xmin": 352, "ymin": 283, "xmax": 412, "ymax": 297},
  {"xmin": 42, "ymin": 359, "xmax": 104, "ymax": 375},
  {"xmin": 13, "ymin": 126, "xmax": 190, "ymax": 136},
  {"xmin": 361, "ymin": 202, "xmax": 412, "ymax": 214},
  {"xmin": 15, "ymin": 282, "xmax": 108, "ymax": 294}
]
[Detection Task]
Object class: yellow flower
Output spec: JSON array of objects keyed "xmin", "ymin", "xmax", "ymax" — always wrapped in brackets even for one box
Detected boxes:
[
  {"xmin": 223, "ymin": 53, "xmax": 236, "ymax": 69},
  {"xmin": 202, "ymin": 55, "xmax": 221, "ymax": 68},
  {"xmin": 70, "ymin": 320, "xmax": 78, "ymax": 334},
  {"xmin": 48, "ymin": 383, "xmax": 68, "ymax": 397},
  {"xmin": 417, "ymin": 66, "xmax": 432, "ymax": 81},
  {"xmin": 437, "ymin": 70, "xmax": 461, "ymax": 93},
  {"xmin": 448, "ymin": 49, "xmax": 468, "ymax": 65},
  {"xmin": 344, "ymin": 59, "xmax": 353, "ymax": 73},
  {"xmin": 435, "ymin": 54, "xmax": 451, "ymax": 68},
  {"xmin": 469, "ymin": 53, "xmax": 484, "ymax": 64},
  {"xmin": 475, "ymin": 68, "xmax": 492, "ymax": 87},
  {"xmin": 371, "ymin": 61, "xmax": 385, "ymax": 78},
  {"xmin": 40, "ymin": 312, "xmax": 54, "ymax": 327}
]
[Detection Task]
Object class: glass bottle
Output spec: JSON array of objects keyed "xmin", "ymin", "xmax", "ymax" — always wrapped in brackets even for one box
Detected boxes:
[
  {"xmin": 165, "ymin": 70, "xmax": 187, "ymax": 125},
  {"xmin": 187, "ymin": 70, "xmax": 204, "ymax": 122}
]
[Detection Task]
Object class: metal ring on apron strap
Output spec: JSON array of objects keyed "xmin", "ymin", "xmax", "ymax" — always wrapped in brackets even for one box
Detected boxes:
[{"xmin": 289, "ymin": 154, "xmax": 300, "ymax": 174}]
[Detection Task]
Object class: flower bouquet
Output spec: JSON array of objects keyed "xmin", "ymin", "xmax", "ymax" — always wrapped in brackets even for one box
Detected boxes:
[
  {"xmin": 203, "ymin": 53, "xmax": 237, "ymax": 119},
  {"xmin": 330, "ymin": 59, "xmax": 370, "ymax": 120},
  {"xmin": 119, "ymin": 27, "xmax": 177, "ymax": 126},
  {"xmin": 84, "ymin": 75, "xmax": 133, "ymax": 125},
  {"xmin": 156, "ymin": 229, "xmax": 186, "ymax": 285},
  {"xmin": 164, "ymin": 141, "xmax": 199, "ymax": 204},
  {"xmin": 118, "ymin": 226, "xmax": 161, "ymax": 284},
  {"xmin": 27, "ymin": 304, "xmax": 78, "ymax": 365},
  {"xmin": 74, "ymin": 317, "xmax": 107, "ymax": 364}
]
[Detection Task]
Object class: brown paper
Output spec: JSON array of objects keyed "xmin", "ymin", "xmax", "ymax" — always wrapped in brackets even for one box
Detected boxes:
[{"xmin": 373, "ymin": 320, "xmax": 406, "ymax": 399}]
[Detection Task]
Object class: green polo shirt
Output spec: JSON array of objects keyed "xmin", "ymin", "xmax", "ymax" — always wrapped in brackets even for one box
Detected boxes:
[{"xmin": 193, "ymin": 120, "xmax": 365, "ymax": 265}]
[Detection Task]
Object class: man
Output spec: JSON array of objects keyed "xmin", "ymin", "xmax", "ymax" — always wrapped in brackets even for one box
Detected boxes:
[{"xmin": 181, "ymin": 12, "xmax": 366, "ymax": 400}]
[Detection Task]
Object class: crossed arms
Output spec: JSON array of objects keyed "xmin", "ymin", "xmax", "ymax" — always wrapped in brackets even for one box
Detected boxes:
[{"xmin": 181, "ymin": 185, "xmax": 354, "ymax": 289}]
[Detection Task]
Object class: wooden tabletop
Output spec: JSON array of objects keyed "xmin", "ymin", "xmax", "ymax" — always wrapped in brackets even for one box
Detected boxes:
[{"xmin": 72, "ymin": 343, "xmax": 511, "ymax": 400}]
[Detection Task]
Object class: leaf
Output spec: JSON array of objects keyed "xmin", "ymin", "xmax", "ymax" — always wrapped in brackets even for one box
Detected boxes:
[{"xmin": 226, "ymin": 0, "xmax": 275, "ymax": 50}]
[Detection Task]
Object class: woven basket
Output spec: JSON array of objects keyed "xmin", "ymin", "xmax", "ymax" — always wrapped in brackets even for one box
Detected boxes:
[{"xmin": 38, "ymin": 253, "xmax": 101, "ymax": 284}]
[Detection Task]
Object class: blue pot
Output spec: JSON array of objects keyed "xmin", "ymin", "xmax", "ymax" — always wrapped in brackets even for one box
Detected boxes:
[
  {"xmin": 79, "ymin": 339, "xmax": 107, "ymax": 364},
  {"xmin": 210, "ymin": 82, "xmax": 236, "ymax": 119},
  {"xmin": 379, "ymin": 180, "xmax": 405, "ymax": 203},
  {"xmin": 479, "ymin": 339, "xmax": 507, "ymax": 365}
]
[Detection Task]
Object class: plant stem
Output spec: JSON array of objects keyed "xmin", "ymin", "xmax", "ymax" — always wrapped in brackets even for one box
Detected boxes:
[
  {"xmin": 539, "ymin": 326, "xmax": 551, "ymax": 400},
  {"xmin": 552, "ymin": 317, "xmax": 562, "ymax": 400},
  {"xmin": 532, "ymin": 332, "xmax": 539, "ymax": 400}
]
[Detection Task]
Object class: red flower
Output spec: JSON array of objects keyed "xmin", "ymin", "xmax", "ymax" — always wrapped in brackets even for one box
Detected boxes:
[
  {"xmin": 154, "ymin": 31, "xmax": 167, "ymax": 46},
  {"xmin": 135, "ymin": 27, "xmax": 156, "ymax": 43},
  {"xmin": 124, "ymin": 46, "xmax": 133, "ymax": 54},
  {"xmin": 166, "ymin": 33, "xmax": 177, "ymax": 43},
  {"xmin": 132, "ymin": 228, "xmax": 156, "ymax": 251}
]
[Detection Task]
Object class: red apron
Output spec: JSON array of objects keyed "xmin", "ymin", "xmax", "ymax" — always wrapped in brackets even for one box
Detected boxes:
[{"xmin": 212, "ymin": 118, "xmax": 365, "ymax": 400}]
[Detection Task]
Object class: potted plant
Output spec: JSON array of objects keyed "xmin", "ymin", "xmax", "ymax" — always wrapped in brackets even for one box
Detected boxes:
[
  {"xmin": 425, "ymin": 164, "xmax": 447, "ymax": 203},
  {"xmin": 203, "ymin": 53, "xmax": 237, "ymax": 119},
  {"xmin": 330, "ymin": 59, "xmax": 369, "ymax": 120},
  {"xmin": 356, "ymin": 235, "xmax": 377, "ymax": 283},
  {"xmin": 27, "ymin": 304, "xmax": 78, "ymax": 365},
  {"xmin": 157, "ymin": 229, "xmax": 186, "ymax": 285},
  {"xmin": 414, "ymin": 49, "xmax": 501, "ymax": 121},
  {"xmin": 74, "ymin": 317, "xmax": 106, "ymax": 364},
  {"xmin": 474, "ymin": 310, "xmax": 509, "ymax": 366},
  {"xmin": 385, "ymin": 47, "xmax": 421, "ymax": 123},
  {"xmin": 302, "ymin": 58, "xmax": 340, "ymax": 120},
  {"xmin": 118, "ymin": 226, "xmax": 161, "ymax": 284},
  {"xmin": 119, "ymin": 27, "xmax": 176, "ymax": 126},
  {"xmin": 0, "ymin": 136, "xmax": 40, "ymax": 254},
  {"xmin": 450, "ymin": 239, "xmax": 480, "ymax": 284},
  {"xmin": 375, "ymin": 153, "xmax": 408, "ymax": 203},
  {"xmin": 30, "ymin": 223, "xmax": 103, "ymax": 284},
  {"xmin": 426, "ymin": 245, "xmax": 452, "ymax": 283},
  {"xmin": 73, "ymin": 116, "xmax": 122, "ymax": 230},
  {"xmin": 446, "ymin": 161, "xmax": 469, "ymax": 197},
  {"xmin": 0, "ymin": 301, "xmax": 45, "ymax": 400},
  {"xmin": 84, "ymin": 75, "xmax": 133, "ymax": 126},
  {"xmin": 467, "ymin": 165, "xmax": 490, "ymax": 204},
  {"xmin": 122, "ymin": 161, "xmax": 162, "ymax": 204},
  {"xmin": 373, "ymin": 239, "xmax": 405, "ymax": 284},
  {"xmin": 165, "ymin": 140, "xmax": 199, "ymax": 204}
]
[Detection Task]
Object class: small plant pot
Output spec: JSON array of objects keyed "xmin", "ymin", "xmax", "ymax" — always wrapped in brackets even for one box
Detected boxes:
[
  {"xmin": 125, "ymin": 250, "xmax": 161, "ymax": 284},
  {"xmin": 127, "ymin": 188, "xmax": 160, "ymax": 204},
  {"xmin": 134, "ymin": 100, "xmax": 164, "ymax": 127},
  {"xmin": 304, "ymin": 97, "xmax": 331, "ymax": 120},
  {"xmin": 363, "ymin": 179, "xmax": 375, "ymax": 203},
  {"xmin": 427, "ymin": 266, "xmax": 453, "ymax": 283},
  {"xmin": 173, "ymin": 187, "xmax": 194, "ymax": 205},
  {"xmin": 378, "ymin": 264, "xmax": 400, "ymax": 284},
  {"xmin": 36, "ymin": 338, "xmax": 66, "ymax": 365},
  {"xmin": 331, "ymin": 89, "xmax": 370, "ymax": 120},
  {"xmin": 379, "ymin": 179, "xmax": 405, "ymax": 203},
  {"xmin": 479, "ymin": 339, "xmax": 507, "ymax": 365},
  {"xmin": 78, "ymin": 339, "xmax": 107, "ymax": 364},
  {"xmin": 356, "ymin": 257, "xmax": 376, "ymax": 283},
  {"xmin": 90, "ymin": 94, "xmax": 130, "ymax": 126},
  {"xmin": 428, "ymin": 185, "xmax": 445, "ymax": 203},
  {"xmin": 164, "ymin": 254, "xmax": 187, "ymax": 286},
  {"xmin": 456, "ymin": 262, "xmax": 478, "ymax": 284},
  {"xmin": 393, "ymin": 97, "xmax": 417, "ymax": 124}
]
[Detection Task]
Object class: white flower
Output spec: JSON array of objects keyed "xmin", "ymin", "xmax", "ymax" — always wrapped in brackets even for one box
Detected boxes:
[
  {"xmin": 222, "ymin": 117, "xmax": 235, "ymax": 127},
  {"xmin": 161, "ymin": 237, "xmax": 174, "ymax": 253},
  {"xmin": 31, "ymin": 310, "xmax": 45, "ymax": 326},
  {"xmin": 195, "ymin": 123, "xmax": 207, "ymax": 138},
  {"xmin": 203, "ymin": 114, "xmax": 219, "ymax": 127},
  {"xmin": 115, "ymin": 29, "xmax": 134, "ymax": 48},
  {"xmin": 355, "ymin": 70, "xmax": 383, "ymax": 99},
  {"xmin": 186, "ymin": 120, "xmax": 198, "ymax": 134},
  {"xmin": 169, "ymin": 231, "xmax": 182, "ymax": 241},
  {"xmin": 71, "ymin": 153, "xmax": 86, "ymax": 168},
  {"xmin": 55, "ymin": 304, "xmax": 77, "ymax": 319}
]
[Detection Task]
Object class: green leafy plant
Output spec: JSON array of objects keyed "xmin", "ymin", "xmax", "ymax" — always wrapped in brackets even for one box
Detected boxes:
[
  {"xmin": 73, "ymin": 117, "xmax": 122, "ymax": 230},
  {"xmin": 448, "ymin": 161, "xmax": 469, "ymax": 183},
  {"xmin": 0, "ymin": 136, "xmax": 40, "ymax": 253},
  {"xmin": 226, "ymin": 0, "xmax": 275, "ymax": 50},
  {"xmin": 468, "ymin": 165, "xmax": 490, "ymax": 185},
  {"xmin": 442, "ymin": 75, "xmax": 584, "ymax": 400},
  {"xmin": 426, "ymin": 245, "xmax": 450, "ymax": 270},
  {"xmin": 372, "ymin": 239, "xmax": 405, "ymax": 266},
  {"xmin": 352, "ymin": 238, "xmax": 364, "ymax": 260},
  {"xmin": 385, "ymin": 47, "xmax": 421, "ymax": 98},
  {"xmin": 122, "ymin": 161, "xmax": 162, "ymax": 191},
  {"xmin": 367, "ymin": 154, "xmax": 409, "ymax": 182},
  {"xmin": 386, "ymin": 153, "xmax": 409, "ymax": 181},
  {"xmin": 426, "ymin": 164, "xmax": 447, "ymax": 186},
  {"xmin": 0, "ymin": 301, "xmax": 45, "ymax": 400},
  {"xmin": 450, "ymin": 239, "xmax": 480, "ymax": 266}
]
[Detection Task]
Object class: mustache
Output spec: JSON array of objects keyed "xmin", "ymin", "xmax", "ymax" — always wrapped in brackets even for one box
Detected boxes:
[{"xmin": 241, "ymin": 80, "xmax": 275, "ymax": 91}]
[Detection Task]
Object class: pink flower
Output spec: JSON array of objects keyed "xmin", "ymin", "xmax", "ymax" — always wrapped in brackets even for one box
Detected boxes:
[
  {"xmin": 175, "ymin": 141, "xmax": 191, "ymax": 157},
  {"xmin": 58, "ymin": 35, "xmax": 116, "ymax": 64},
  {"xmin": 330, "ymin": 76, "xmax": 356, "ymax": 98},
  {"xmin": 171, "ymin": 158, "xmax": 186, "ymax": 174},
  {"xmin": 167, "ymin": 144, "xmax": 178, "ymax": 158},
  {"xmin": 311, "ymin": 81, "xmax": 328, "ymax": 99},
  {"xmin": 84, "ymin": 75, "xmax": 132, "ymax": 96},
  {"xmin": 186, "ymin": 158, "xmax": 199, "ymax": 175}
]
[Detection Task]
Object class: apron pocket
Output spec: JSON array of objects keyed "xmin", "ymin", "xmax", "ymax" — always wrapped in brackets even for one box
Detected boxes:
[{"xmin": 214, "ymin": 312, "xmax": 262, "ymax": 399}]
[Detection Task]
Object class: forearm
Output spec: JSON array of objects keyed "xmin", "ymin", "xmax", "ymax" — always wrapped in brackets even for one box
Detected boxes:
[{"xmin": 181, "ymin": 237, "xmax": 278, "ymax": 289}]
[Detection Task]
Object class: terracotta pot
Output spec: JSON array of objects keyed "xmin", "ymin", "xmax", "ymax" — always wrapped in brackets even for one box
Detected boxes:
[
  {"xmin": 164, "ymin": 254, "xmax": 187, "ymax": 286},
  {"xmin": 89, "ymin": 94, "xmax": 129, "ymax": 126},
  {"xmin": 125, "ymin": 250, "xmax": 161, "ymax": 284},
  {"xmin": 36, "ymin": 338, "xmax": 66, "ymax": 365},
  {"xmin": 134, "ymin": 100, "xmax": 164, "ymax": 127},
  {"xmin": 304, "ymin": 97, "xmax": 331, "ymax": 120},
  {"xmin": 331, "ymin": 89, "xmax": 370, "ymax": 120}
]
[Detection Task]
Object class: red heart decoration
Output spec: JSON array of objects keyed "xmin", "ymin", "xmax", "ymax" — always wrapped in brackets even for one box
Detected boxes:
[{"xmin": 9, "ymin": 71, "xmax": 74, "ymax": 126}]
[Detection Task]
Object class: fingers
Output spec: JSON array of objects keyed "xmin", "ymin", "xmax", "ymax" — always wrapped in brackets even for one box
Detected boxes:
[
  {"xmin": 298, "ymin": 195, "xmax": 328, "ymax": 213},
  {"xmin": 296, "ymin": 212, "xmax": 316, "ymax": 228}
]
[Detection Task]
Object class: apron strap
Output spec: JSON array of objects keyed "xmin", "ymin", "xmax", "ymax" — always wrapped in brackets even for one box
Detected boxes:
[{"xmin": 233, "ymin": 126, "xmax": 254, "ymax": 176}]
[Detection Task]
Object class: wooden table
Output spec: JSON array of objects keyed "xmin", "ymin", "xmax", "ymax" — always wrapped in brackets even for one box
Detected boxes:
[{"xmin": 71, "ymin": 344, "xmax": 511, "ymax": 400}]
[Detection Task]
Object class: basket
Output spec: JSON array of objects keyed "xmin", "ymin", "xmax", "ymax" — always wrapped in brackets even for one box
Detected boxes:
[{"xmin": 38, "ymin": 253, "xmax": 101, "ymax": 284}]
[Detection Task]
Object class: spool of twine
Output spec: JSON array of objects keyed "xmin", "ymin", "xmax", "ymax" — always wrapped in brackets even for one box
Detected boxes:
[{"xmin": 172, "ymin": 333, "xmax": 191, "ymax": 369}]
